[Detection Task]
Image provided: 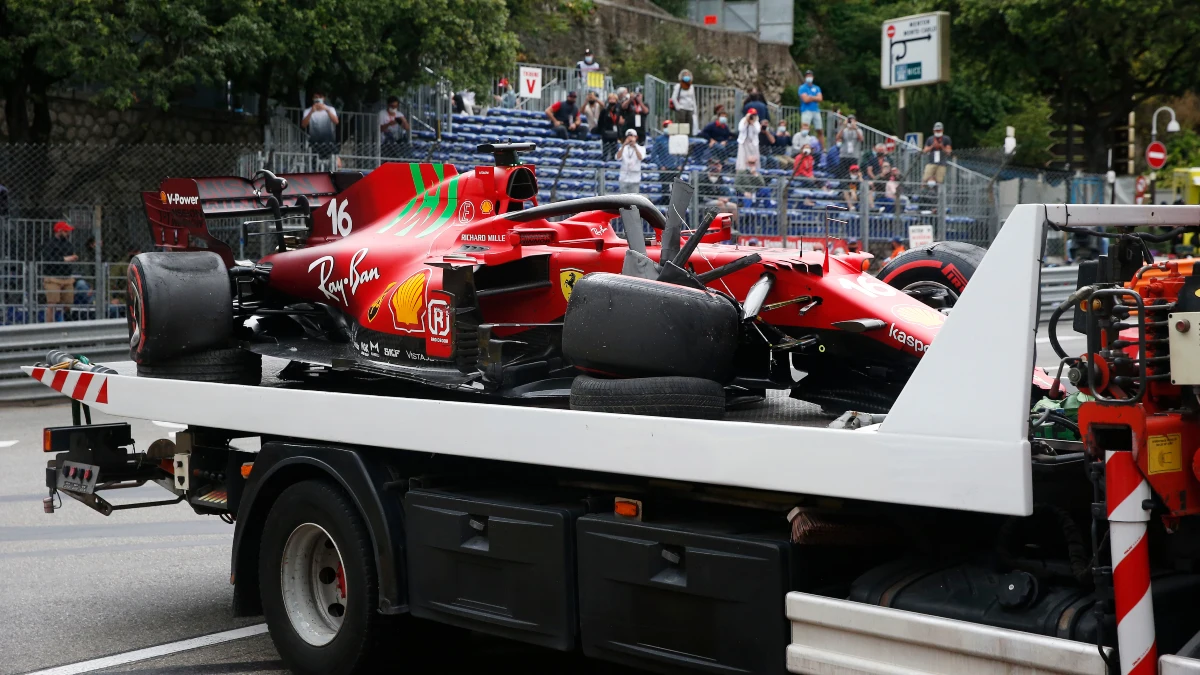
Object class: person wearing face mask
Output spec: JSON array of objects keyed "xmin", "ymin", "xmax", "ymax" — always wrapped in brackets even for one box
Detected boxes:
[
  {"xmin": 736, "ymin": 109, "xmax": 761, "ymax": 173},
  {"xmin": 378, "ymin": 96, "xmax": 410, "ymax": 158},
  {"xmin": 621, "ymin": 89, "xmax": 649, "ymax": 143},
  {"xmin": 581, "ymin": 91, "xmax": 603, "ymax": 134},
  {"xmin": 790, "ymin": 122, "xmax": 821, "ymax": 157},
  {"xmin": 302, "ymin": 91, "xmax": 340, "ymax": 157},
  {"xmin": 922, "ymin": 122, "xmax": 952, "ymax": 184},
  {"xmin": 835, "ymin": 114, "xmax": 864, "ymax": 178},
  {"xmin": 797, "ymin": 70, "xmax": 824, "ymax": 146},
  {"xmin": 576, "ymin": 48, "xmax": 600, "ymax": 80},
  {"xmin": 792, "ymin": 143, "xmax": 815, "ymax": 180},
  {"xmin": 596, "ymin": 92, "xmax": 625, "ymax": 158},
  {"xmin": 699, "ymin": 105, "xmax": 734, "ymax": 161},
  {"xmin": 669, "ymin": 69, "xmax": 697, "ymax": 131},
  {"xmin": 773, "ymin": 119, "xmax": 791, "ymax": 150}
]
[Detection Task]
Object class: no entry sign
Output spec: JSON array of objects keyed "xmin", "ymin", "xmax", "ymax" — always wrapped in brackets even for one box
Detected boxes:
[{"xmin": 1147, "ymin": 140, "xmax": 1168, "ymax": 170}]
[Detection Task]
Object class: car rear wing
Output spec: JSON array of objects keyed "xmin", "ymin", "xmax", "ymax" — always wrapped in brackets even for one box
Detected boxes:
[{"xmin": 140, "ymin": 172, "xmax": 359, "ymax": 265}]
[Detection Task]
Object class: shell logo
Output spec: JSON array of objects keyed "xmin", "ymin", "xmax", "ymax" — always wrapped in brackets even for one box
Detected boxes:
[
  {"xmin": 892, "ymin": 304, "xmax": 945, "ymax": 328},
  {"xmin": 390, "ymin": 270, "xmax": 429, "ymax": 333},
  {"xmin": 480, "ymin": 200, "xmax": 493, "ymax": 215},
  {"xmin": 160, "ymin": 191, "xmax": 167, "ymax": 204}
]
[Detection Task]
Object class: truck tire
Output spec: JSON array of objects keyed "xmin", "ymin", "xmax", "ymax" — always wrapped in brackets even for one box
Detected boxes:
[
  {"xmin": 570, "ymin": 375, "xmax": 726, "ymax": 419},
  {"xmin": 259, "ymin": 480, "xmax": 387, "ymax": 675},
  {"xmin": 877, "ymin": 242, "xmax": 985, "ymax": 309},
  {"xmin": 562, "ymin": 273, "xmax": 738, "ymax": 382},
  {"xmin": 128, "ymin": 251, "xmax": 232, "ymax": 363},
  {"xmin": 136, "ymin": 348, "xmax": 261, "ymax": 385}
]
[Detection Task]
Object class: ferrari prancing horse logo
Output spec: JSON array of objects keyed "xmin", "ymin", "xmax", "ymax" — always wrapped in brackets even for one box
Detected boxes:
[{"xmin": 560, "ymin": 269, "xmax": 583, "ymax": 302}]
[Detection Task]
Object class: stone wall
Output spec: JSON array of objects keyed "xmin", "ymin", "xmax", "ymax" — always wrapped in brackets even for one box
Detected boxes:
[
  {"xmin": 518, "ymin": 0, "xmax": 802, "ymax": 98},
  {"xmin": 1, "ymin": 95, "xmax": 261, "ymax": 145}
]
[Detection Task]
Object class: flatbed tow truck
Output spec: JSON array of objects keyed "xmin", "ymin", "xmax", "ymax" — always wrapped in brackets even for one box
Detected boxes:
[{"xmin": 24, "ymin": 204, "xmax": 1200, "ymax": 675}]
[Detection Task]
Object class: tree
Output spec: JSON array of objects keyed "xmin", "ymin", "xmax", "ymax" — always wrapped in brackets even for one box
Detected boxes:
[{"xmin": 949, "ymin": 0, "xmax": 1200, "ymax": 172}]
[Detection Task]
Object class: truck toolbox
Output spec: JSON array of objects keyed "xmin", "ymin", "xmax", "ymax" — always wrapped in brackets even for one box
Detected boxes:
[
  {"xmin": 577, "ymin": 513, "xmax": 793, "ymax": 675},
  {"xmin": 403, "ymin": 488, "xmax": 588, "ymax": 650}
]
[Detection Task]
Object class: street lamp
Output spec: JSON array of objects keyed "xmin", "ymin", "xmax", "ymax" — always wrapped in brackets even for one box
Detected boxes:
[{"xmin": 1152, "ymin": 106, "xmax": 1181, "ymax": 141}]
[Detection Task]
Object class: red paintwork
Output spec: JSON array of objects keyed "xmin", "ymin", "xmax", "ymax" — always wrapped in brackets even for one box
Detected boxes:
[{"xmin": 254, "ymin": 161, "xmax": 947, "ymax": 359}]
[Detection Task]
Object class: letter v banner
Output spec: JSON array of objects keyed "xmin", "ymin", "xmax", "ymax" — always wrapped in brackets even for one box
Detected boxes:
[{"xmin": 520, "ymin": 66, "xmax": 542, "ymax": 98}]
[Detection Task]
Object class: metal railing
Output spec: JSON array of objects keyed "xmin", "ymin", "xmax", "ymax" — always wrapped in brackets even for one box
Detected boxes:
[
  {"xmin": 492, "ymin": 63, "xmax": 614, "ymax": 114},
  {"xmin": 0, "ymin": 318, "xmax": 129, "ymax": 402}
]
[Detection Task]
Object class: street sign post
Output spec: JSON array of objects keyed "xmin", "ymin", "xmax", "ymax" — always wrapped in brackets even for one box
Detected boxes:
[
  {"xmin": 1146, "ymin": 141, "xmax": 1168, "ymax": 170},
  {"xmin": 880, "ymin": 12, "xmax": 951, "ymax": 90},
  {"xmin": 519, "ymin": 66, "xmax": 543, "ymax": 99}
]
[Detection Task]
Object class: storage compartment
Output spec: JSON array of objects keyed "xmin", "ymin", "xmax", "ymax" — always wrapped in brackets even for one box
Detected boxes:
[
  {"xmin": 404, "ymin": 488, "xmax": 587, "ymax": 650},
  {"xmin": 577, "ymin": 513, "xmax": 793, "ymax": 675}
]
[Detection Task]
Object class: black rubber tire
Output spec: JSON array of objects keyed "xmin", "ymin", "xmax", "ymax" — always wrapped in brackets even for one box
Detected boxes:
[
  {"xmin": 562, "ymin": 273, "xmax": 738, "ymax": 382},
  {"xmin": 128, "ymin": 252, "xmax": 232, "ymax": 363},
  {"xmin": 136, "ymin": 347, "xmax": 261, "ymax": 385},
  {"xmin": 570, "ymin": 375, "xmax": 726, "ymax": 419},
  {"xmin": 259, "ymin": 480, "xmax": 386, "ymax": 675},
  {"xmin": 877, "ymin": 242, "xmax": 986, "ymax": 300}
]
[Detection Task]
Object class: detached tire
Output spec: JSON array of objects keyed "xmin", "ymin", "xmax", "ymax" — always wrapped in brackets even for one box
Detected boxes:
[
  {"xmin": 570, "ymin": 375, "xmax": 725, "ymax": 420},
  {"xmin": 562, "ymin": 273, "xmax": 738, "ymax": 382},
  {"xmin": 136, "ymin": 347, "xmax": 261, "ymax": 385},
  {"xmin": 877, "ymin": 242, "xmax": 985, "ymax": 308},
  {"xmin": 259, "ymin": 480, "xmax": 387, "ymax": 675},
  {"xmin": 128, "ymin": 252, "xmax": 232, "ymax": 363}
]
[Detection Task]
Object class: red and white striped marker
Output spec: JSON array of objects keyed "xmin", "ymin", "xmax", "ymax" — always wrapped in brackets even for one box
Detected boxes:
[
  {"xmin": 28, "ymin": 367, "xmax": 109, "ymax": 405},
  {"xmin": 1106, "ymin": 449, "xmax": 1156, "ymax": 675}
]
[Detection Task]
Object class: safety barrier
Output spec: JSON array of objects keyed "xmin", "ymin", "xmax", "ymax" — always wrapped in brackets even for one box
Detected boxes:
[
  {"xmin": 1039, "ymin": 265, "xmax": 1080, "ymax": 323},
  {"xmin": 0, "ymin": 319, "xmax": 128, "ymax": 402}
]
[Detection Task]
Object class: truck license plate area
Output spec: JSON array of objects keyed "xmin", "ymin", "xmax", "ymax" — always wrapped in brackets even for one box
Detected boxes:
[{"xmin": 56, "ymin": 461, "xmax": 100, "ymax": 494}]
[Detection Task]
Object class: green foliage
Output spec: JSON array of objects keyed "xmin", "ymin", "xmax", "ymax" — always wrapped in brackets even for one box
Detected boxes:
[
  {"xmin": 978, "ymin": 95, "xmax": 1055, "ymax": 167},
  {"xmin": 608, "ymin": 27, "xmax": 723, "ymax": 86},
  {"xmin": 1160, "ymin": 128, "xmax": 1200, "ymax": 172},
  {"xmin": 506, "ymin": 0, "xmax": 592, "ymax": 48}
]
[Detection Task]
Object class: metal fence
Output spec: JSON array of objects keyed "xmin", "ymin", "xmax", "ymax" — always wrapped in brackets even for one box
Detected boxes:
[{"xmin": 492, "ymin": 63, "xmax": 614, "ymax": 114}]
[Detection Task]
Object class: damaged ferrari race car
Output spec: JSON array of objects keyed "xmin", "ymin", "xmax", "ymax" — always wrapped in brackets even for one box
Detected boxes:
[{"xmin": 131, "ymin": 142, "xmax": 984, "ymax": 417}]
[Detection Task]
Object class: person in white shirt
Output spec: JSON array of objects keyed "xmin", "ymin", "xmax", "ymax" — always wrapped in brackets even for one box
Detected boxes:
[
  {"xmin": 736, "ymin": 110, "xmax": 761, "ymax": 172},
  {"xmin": 670, "ymin": 69, "xmax": 697, "ymax": 132},
  {"xmin": 301, "ymin": 91, "xmax": 339, "ymax": 156},
  {"xmin": 378, "ymin": 96, "xmax": 409, "ymax": 157},
  {"xmin": 616, "ymin": 129, "xmax": 646, "ymax": 194},
  {"xmin": 577, "ymin": 48, "xmax": 601, "ymax": 77}
]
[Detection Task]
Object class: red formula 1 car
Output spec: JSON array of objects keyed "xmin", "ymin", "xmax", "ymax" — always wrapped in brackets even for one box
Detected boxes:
[{"xmin": 132, "ymin": 143, "xmax": 984, "ymax": 415}]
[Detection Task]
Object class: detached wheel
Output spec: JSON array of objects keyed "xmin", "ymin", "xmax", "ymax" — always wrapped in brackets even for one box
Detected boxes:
[
  {"xmin": 877, "ymin": 242, "xmax": 985, "ymax": 309},
  {"xmin": 136, "ymin": 347, "xmax": 261, "ymax": 385},
  {"xmin": 260, "ymin": 480, "xmax": 384, "ymax": 675},
  {"xmin": 570, "ymin": 375, "xmax": 725, "ymax": 419}
]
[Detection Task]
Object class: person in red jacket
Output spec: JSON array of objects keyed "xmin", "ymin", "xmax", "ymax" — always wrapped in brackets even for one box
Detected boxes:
[{"xmin": 792, "ymin": 144, "xmax": 815, "ymax": 179}]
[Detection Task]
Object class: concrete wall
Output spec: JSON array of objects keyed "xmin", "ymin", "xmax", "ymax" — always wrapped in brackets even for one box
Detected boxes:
[{"xmin": 518, "ymin": 0, "xmax": 802, "ymax": 96}]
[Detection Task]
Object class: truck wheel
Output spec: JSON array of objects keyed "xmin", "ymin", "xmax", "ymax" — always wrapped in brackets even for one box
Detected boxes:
[
  {"xmin": 877, "ymin": 242, "xmax": 985, "ymax": 309},
  {"xmin": 570, "ymin": 375, "xmax": 726, "ymax": 419},
  {"xmin": 260, "ymin": 480, "xmax": 385, "ymax": 675},
  {"xmin": 562, "ymin": 273, "xmax": 738, "ymax": 382},
  {"xmin": 136, "ymin": 347, "xmax": 261, "ymax": 385},
  {"xmin": 128, "ymin": 251, "xmax": 232, "ymax": 363}
]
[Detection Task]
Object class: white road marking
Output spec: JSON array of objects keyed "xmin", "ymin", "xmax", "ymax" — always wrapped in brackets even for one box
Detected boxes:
[
  {"xmin": 0, "ymin": 440, "xmax": 17, "ymax": 448},
  {"xmin": 23, "ymin": 623, "xmax": 268, "ymax": 675}
]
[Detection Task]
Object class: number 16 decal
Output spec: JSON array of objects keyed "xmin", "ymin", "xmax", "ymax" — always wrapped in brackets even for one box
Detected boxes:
[{"xmin": 326, "ymin": 198, "xmax": 353, "ymax": 237}]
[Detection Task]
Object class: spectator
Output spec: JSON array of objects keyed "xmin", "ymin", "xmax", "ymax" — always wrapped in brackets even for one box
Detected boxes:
[
  {"xmin": 700, "ymin": 158, "xmax": 733, "ymax": 193},
  {"xmin": 736, "ymin": 163, "xmax": 765, "ymax": 199},
  {"xmin": 884, "ymin": 237, "xmax": 906, "ymax": 264},
  {"xmin": 797, "ymin": 70, "xmax": 825, "ymax": 146},
  {"xmin": 847, "ymin": 237, "xmax": 861, "ymax": 254},
  {"xmin": 742, "ymin": 89, "xmax": 769, "ymax": 122},
  {"xmin": 843, "ymin": 164, "xmax": 865, "ymax": 208},
  {"xmin": 746, "ymin": 237, "xmax": 761, "ymax": 247},
  {"xmin": 706, "ymin": 195, "xmax": 740, "ymax": 230},
  {"xmin": 789, "ymin": 122, "xmax": 820, "ymax": 157},
  {"xmin": 884, "ymin": 166, "xmax": 903, "ymax": 202},
  {"xmin": 582, "ymin": 91, "xmax": 603, "ymax": 134},
  {"xmin": 736, "ymin": 108, "xmax": 761, "ymax": 175},
  {"xmin": 792, "ymin": 144, "xmax": 815, "ymax": 179},
  {"xmin": 545, "ymin": 91, "xmax": 588, "ymax": 140},
  {"xmin": 922, "ymin": 122, "xmax": 952, "ymax": 184},
  {"xmin": 835, "ymin": 114, "xmax": 864, "ymax": 177},
  {"xmin": 616, "ymin": 86, "xmax": 629, "ymax": 105},
  {"xmin": 577, "ymin": 48, "xmax": 600, "ymax": 80},
  {"xmin": 379, "ymin": 96, "xmax": 410, "ymax": 158},
  {"xmin": 41, "ymin": 221, "xmax": 77, "ymax": 321},
  {"xmin": 616, "ymin": 129, "xmax": 646, "ymax": 195},
  {"xmin": 758, "ymin": 118, "xmax": 776, "ymax": 155},
  {"xmin": 595, "ymin": 92, "xmax": 625, "ymax": 157},
  {"xmin": 495, "ymin": 80, "xmax": 518, "ymax": 109},
  {"xmin": 453, "ymin": 90, "xmax": 477, "ymax": 115},
  {"xmin": 774, "ymin": 119, "xmax": 792, "ymax": 149},
  {"xmin": 699, "ymin": 108, "xmax": 734, "ymax": 161},
  {"xmin": 301, "ymin": 91, "xmax": 340, "ymax": 157},
  {"xmin": 622, "ymin": 90, "xmax": 649, "ymax": 143},
  {"xmin": 670, "ymin": 69, "xmax": 697, "ymax": 131},
  {"xmin": 865, "ymin": 143, "xmax": 890, "ymax": 181}
]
